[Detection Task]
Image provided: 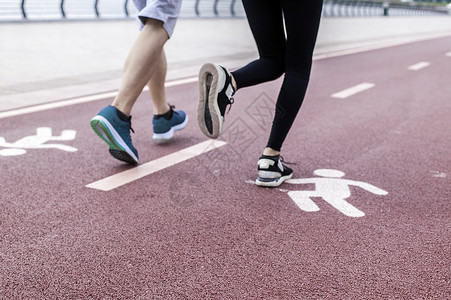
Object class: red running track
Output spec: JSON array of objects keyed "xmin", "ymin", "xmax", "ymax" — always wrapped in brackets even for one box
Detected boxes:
[{"xmin": 0, "ymin": 36, "xmax": 450, "ymax": 299}]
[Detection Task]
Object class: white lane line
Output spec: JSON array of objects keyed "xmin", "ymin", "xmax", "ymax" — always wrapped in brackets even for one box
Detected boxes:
[
  {"xmin": 446, "ymin": 51, "xmax": 451, "ymax": 57},
  {"xmin": 86, "ymin": 140, "xmax": 227, "ymax": 191},
  {"xmin": 0, "ymin": 76, "xmax": 198, "ymax": 120},
  {"xmin": 408, "ymin": 62, "xmax": 430, "ymax": 71},
  {"xmin": 0, "ymin": 91, "xmax": 117, "ymax": 120},
  {"xmin": 165, "ymin": 76, "xmax": 198, "ymax": 87},
  {"xmin": 331, "ymin": 83, "xmax": 375, "ymax": 99},
  {"xmin": 313, "ymin": 32, "xmax": 451, "ymax": 61}
]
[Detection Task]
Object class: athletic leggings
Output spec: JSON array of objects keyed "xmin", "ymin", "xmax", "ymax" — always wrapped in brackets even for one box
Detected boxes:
[{"xmin": 231, "ymin": 0, "xmax": 323, "ymax": 152}]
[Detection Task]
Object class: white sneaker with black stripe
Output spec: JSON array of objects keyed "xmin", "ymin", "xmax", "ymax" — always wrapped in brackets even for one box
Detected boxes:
[
  {"xmin": 255, "ymin": 155, "xmax": 293, "ymax": 187},
  {"xmin": 197, "ymin": 63, "xmax": 235, "ymax": 139}
]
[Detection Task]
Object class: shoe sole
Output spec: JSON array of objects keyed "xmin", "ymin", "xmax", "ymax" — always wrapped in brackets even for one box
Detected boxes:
[
  {"xmin": 255, "ymin": 173, "xmax": 293, "ymax": 188},
  {"xmin": 152, "ymin": 115, "xmax": 189, "ymax": 140},
  {"xmin": 90, "ymin": 115, "xmax": 139, "ymax": 164},
  {"xmin": 197, "ymin": 63, "xmax": 225, "ymax": 139}
]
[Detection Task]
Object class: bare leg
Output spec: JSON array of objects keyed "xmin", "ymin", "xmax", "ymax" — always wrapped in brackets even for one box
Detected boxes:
[
  {"xmin": 263, "ymin": 147, "xmax": 280, "ymax": 156},
  {"xmin": 148, "ymin": 50, "xmax": 170, "ymax": 115},
  {"xmin": 112, "ymin": 18, "xmax": 169, "ymax": 116}
]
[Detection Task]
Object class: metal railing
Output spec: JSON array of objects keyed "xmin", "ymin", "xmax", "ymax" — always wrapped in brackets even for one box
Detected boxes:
[
  {"xmin": 193, "ymin": 0, "xmax": 245, "ymax": 17},
  {"xmin": 0, "ymin": 0, "xmax": 246, "ymax": 21},
  {"xmin": 0, "ymin": 0, "xmax": 448, "ymax": 22},
  {"xmin": 6, "ymin": 0, "xmax": 137, "ymax": 20},
  {"xmin": 322, "ymin": 1, "xmax": 449, "ymax": 17}
]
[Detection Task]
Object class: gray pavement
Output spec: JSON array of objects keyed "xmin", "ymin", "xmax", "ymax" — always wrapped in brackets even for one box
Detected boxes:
[{"xmin": 1, "ymin": 16, "xmax": 451, "ymax": 111}]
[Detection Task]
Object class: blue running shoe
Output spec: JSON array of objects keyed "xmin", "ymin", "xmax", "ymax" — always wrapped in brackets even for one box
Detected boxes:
[
  {"xmin": 152, "ymin": 105, "xmax": 188, "ymax": 140},
  {"xmin": 90, "ymin": 105, "xmax": 139, "ymax": 164}
]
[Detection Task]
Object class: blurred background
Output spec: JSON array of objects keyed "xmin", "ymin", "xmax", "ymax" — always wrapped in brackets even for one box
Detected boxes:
[
  {"xmin": 1, "ymin": 0, "xmax": 450, "ymax": 20},
  {"xmin": 1, "ymin": 0, "xmax": 451, "ymax": 111}
]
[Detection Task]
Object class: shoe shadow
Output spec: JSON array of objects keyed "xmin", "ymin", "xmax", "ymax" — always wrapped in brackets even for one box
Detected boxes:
[
  {"xmin": 151, "ymin": 135, "xmax": 201, "ymax": 147},
  {"xmin": 111, "ymin": 163, "xmax": 137, "ymax": 172}
]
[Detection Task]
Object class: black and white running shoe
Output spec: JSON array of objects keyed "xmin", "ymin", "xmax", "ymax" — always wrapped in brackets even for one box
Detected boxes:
[
  {"xmin": 255, "ymin": 155, "xmax": 293, "ymax": 187},
  {"xmin": 197, "ymin": 63, "xmax": 235, "ymax": 139}
]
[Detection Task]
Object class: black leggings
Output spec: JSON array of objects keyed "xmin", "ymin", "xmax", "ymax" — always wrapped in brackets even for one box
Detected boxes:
[{"xmin": 232, "ymin": 0, "xmax": 323, "ymax": 151}]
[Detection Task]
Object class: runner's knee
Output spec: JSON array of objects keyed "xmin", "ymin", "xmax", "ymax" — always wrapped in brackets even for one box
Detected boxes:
[
  {"xmin": 285, "ymin": 56, "xmax": 312, "ymax": 80},
  {"xmin": 259, "ymin": 54, "xmax": 285, "ymax": 80}
]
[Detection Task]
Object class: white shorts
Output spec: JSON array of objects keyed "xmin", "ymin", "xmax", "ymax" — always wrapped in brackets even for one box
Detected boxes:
[{"xmin": 133, "ymin": 0, "xmax": 182, "ymax": 38}]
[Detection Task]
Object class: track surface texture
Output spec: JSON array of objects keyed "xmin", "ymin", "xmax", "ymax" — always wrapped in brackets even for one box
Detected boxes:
[{"xmin": 1, "ymin": 37, "xmax": 450, "ymax": 299}]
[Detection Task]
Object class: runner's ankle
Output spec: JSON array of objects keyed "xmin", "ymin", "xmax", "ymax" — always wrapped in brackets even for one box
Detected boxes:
[{"xmin": 262, "ymin": 147, "xmax": 280, "ymax": 156}]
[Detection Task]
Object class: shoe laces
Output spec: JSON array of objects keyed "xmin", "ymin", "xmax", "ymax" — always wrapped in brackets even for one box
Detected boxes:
[
  {"xmin": 129, "ymin": 116, "xmax": 135, "ymax": 134},
  {"xmin": 226, "ymin": 97, "xmax": 234, "ymax": 115},
  {"xmin": 222, "ymin": 96, "xmax": 234, "ymax": 122},
  {"xmin": 279, "ymin": 155, "xmax": 296, "ymax": 165},
  {"xmin": 169, "ymin": 104, "xmax": 179, "ymax": 116}
]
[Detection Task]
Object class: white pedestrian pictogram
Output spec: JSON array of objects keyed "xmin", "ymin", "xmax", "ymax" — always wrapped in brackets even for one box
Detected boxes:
[
  {"xmin": 0, "ymin": 127, "xmax": 77, "ymax": 156},
  {"xmin": 285, "ymin": 169, "xmax": 388, "ymax": 217}
]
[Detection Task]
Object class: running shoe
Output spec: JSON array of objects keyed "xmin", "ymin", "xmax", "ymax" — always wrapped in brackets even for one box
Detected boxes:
[
  {"xmin": 197, "ymin": 63, "xmax": 235, "ymax": 139},
  {"xmin": 255, "ymin": 155, "xmax": 293, "ymax": 187},
  {"xmin": 90, "ymin": 105, "xmax": 139, "ymax": 164},
  {"xmin": 152, "ymin": 105, "xmax": 188, "ymax": 140}
]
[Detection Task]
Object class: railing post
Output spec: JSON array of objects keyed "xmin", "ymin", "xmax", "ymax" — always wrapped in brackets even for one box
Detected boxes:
[
  {"xmin": 124, "ymin": 0, "xmax": 129, "ymax": 17},
  {"xmin": 195, "ymin": 0, "xmax": 200, "ymax": 16},
  {"xmin": 94, "ymin": 0, "xmax": 100, "ymax": 18},
  {"xmin": 383, "ymin": 1, "xmax": 389, "ymax": 16},
  {"xmin": 60, "ymin": 0, "xmax": 66, "ymax": 18},
  {"xmin": 363, "ymin": 1, "xmax": 369, "ymax": 17},
  {"xmin": 361, "ymin": 1, "xmax": 367, "ymax": 17},
  {"xmin": 213, "ymin": 0, "xmax": 219, "ymax": 16},
  {"xmin": 326, "ymin": 0, "xmax": 330, "ymax": 17},
  {"xmin": 20, "ymin": 0, "xmax": 27, "ymax": 19},
  {"xmin": 230, "ymin": 0, "xmax": 236, "ymax": 17}
]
